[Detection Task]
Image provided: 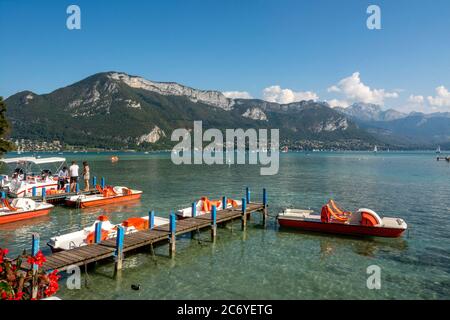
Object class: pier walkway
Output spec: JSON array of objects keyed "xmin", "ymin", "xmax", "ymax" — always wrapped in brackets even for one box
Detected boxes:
[{"xmin": 36, "ymin": 202, "xmax": 267, "ymax": 272}]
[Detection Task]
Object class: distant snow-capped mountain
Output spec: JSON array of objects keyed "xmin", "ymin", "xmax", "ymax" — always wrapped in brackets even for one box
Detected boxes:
[{"xmin": 335, "ymin": 102, "xmax": 407, "ymax": 122}]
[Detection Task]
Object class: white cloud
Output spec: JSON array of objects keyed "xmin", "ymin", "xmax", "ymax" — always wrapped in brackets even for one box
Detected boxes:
[
  {"xmin": 408, "ymin": 95, "xmax": 424, "ymax": 104},
  {"xmin": 262, "ymin": 85, "xmax": 318, "ymax": 104},
  {"xmin": 326, "ymin": 99, "xmax": 349, "ymax": 108},
  {"xmin": 222, "ymin": 91, "xmax": 253, "ymax": 99},
  {"xmin": 427, "ymin": 86, "xmax": 450, "ymax": 107},
  {"xmin": 328, "ymin": 72, "xmax": 399, "ymax": 106}
]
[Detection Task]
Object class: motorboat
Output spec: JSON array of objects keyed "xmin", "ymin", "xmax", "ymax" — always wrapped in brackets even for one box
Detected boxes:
[
  {"xmin": 47, "ymin": 214, "xmax": 169, "ymax": 251},
  {"xmin": 0, "ymin": 198, "xmax": 54, "ymax": 224},
  {"xmin": 65, "ymin": 185, "xmax": 142, "ymax": 208},
  {"xmin": 277, "ymin": 200, "xmax": 407, "ymax": 238},
  {"xmin": 176, "ymin": 196, "xmax": 242, "ymax": 219},
  {"xmin": 0, "ymin": 156, "xmax": 66, "ymax": 197}
]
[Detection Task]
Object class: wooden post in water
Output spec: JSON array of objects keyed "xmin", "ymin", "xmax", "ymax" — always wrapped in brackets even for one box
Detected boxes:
[
  {"xmin": 246, "ymin": 187, "xmax": 250, "ymax": 204},
  {"xmin": 42, "ymin": 187, "xmax": 46, "ymax": 202},
  {"xmin": 169, "ymin": 211, "xmax": 176, "ymax": 257},
  {"xmin": 191, "ymin": 201, "xmax": 196, "ymax": 239},
  {"xmin": 31, "ymin": 233, "xmax": 40, "ymax": 299},
  {"xmin": 222, "ymin": 196, "xmax": 227, "ymax": 210},
  {"xmin": 262, "ymin": 188, "xmax": 268, "ymax": 227},
  {"xmin": 241, "ymin": 198, "xmax": 247, "ymax": 230},
  {"xmin": 192, "ymin": 201, "xmax": 196, "ymax": 218},
  {"xmin": 114, "ymin": 225, "xmax": 125, "ymax": 273},
  {"xmin": 95, "ymin": 221, "xmax": 102, "ymax": 244},
  {"xmin": 149, "ymin": 210, "xmax": 155, "ymax": 229},
  {"xmin": 211, "ymin": 205, "xmax": 217, "ymax": 241}
]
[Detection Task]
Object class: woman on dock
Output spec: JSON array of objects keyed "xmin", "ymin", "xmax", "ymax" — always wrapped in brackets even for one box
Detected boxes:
[{"xmin": 82, "ymin": 161, "xmax": 90, "ymax": 191}]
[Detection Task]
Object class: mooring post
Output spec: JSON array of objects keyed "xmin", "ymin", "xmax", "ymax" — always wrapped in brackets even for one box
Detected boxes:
[
  {"xmin": 42, "ymin": 187, "xmax": 46, "ymax": 202},
  {"xmin": 95, "ymin": 221, "xmax": 102, "ymax": 244},
  {"xmin": 31, "ymin": 233, "xmax": 40, "ymax": 299},
  {"xmin": 149, "ymin": 210, "xmax": 155, "ymax": 229},
  {"xmin": 192, "ymin": 201, "xmax": 197, "ymax": 218},
  {"xmin": 169, "ymin": 211, "xmax": 176, "ymax": 257},
  {"xmin": 222, "ymin": 196, "xmax": 227, "ymax": 210},
  {"xmin": 241, "ymin": 198, "xmax": 247, "ymax": 230},
  {"xmin": 101, "ymin": 177, "xmax": 105, "ymax": 189},
  {"xmin": 65, "ymin": 184, "xmax": 70, "ymax": 193},
  {"xmin": 211, "ymin": 205, "xmax": 217, "ymax": 241},
  {"xmin": 114, "ymin": 225, "xmax": 125, "ymax": 273},
  {"xmin": 246, "ymin": 187, "xmax": 250, "ymax": 204},
  {"xmin": 92, "ymin": 176, "xmax": 97, "ymax": 188},
  {"xmin": 262, "ymin": 188, "xmax": 268, "ymax": 226},
  {"xmin": 32, "ymin": 187, "xmax": 37, "ymax": 197},
  {"xmin": 191, "ymin": 202, "xmax": 197, "ymax": 239}
]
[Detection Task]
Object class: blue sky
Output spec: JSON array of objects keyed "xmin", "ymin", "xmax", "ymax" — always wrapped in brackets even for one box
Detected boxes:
[{"xmin": 1, "ymin": 0, "xmax": 450, "ymax": 112}]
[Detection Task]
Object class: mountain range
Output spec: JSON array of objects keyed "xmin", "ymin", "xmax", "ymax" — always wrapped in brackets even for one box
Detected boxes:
[
  {"xmin": 4, "ymin": 72, "xmax": 377, "ymax": 150},
  {"xmin": 336, "ymin": 103, "xmax": 450, "ymax": 148},
  {"xmin": 3, "ymin": 72, "xmax": 449, "ymax": 150}
]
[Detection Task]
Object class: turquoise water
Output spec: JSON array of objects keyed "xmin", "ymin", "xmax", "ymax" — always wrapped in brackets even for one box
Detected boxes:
[{"xmin": 1, "ymin": 151, "xmax": 449, "ymax": 299}]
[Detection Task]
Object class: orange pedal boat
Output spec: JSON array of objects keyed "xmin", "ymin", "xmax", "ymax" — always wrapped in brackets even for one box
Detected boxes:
[
  {"xmin": 277, "ymin": 200, "xmax": 407, "ymax": 238},
  {"xmin": 0, "ymin": 198, "xmax": 54, "ymax": 224},
  {"xmin": 65, "ymin": 185, "xmax": 142, "ymax": 208}
]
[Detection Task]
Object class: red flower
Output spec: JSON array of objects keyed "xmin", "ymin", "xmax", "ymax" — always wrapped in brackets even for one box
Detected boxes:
[{"xmin": 27, "ymin": 250, "xmax": 46, "ymax": 267}]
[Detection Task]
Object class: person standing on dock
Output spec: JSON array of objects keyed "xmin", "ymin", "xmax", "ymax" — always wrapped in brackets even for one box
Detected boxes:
[
  {"xmin": 82, "ymin": 161, "xmax": 90, "ymax": 191},
  {"xmin": 69, "ymin": 160, "xmax": 79, "ymax": 192}
]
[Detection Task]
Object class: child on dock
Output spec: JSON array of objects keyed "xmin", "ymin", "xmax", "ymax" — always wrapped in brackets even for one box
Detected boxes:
[{"xmin": 82, "ymin": 161, "xmax": 90, "ymax": 191}]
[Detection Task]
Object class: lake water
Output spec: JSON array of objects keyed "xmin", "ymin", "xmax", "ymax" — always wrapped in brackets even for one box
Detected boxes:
[{"xmin": 1, "ymin": 151, "xmax": 449, "ymax": 299}]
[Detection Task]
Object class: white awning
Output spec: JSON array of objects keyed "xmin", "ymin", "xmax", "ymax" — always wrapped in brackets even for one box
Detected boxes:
[
  {"xmin": 0, "ymin": 157, "xmax": 37, "ymax": 164},
  {"xmin": 32, "ymin": 157, "xmax": 66, "ymax": 165},
  {"xmin": 0, "ymin": 156, "xmax": 66, "ymax": 165}
]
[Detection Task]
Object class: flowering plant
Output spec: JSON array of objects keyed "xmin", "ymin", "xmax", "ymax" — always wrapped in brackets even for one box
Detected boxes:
[{"xmin": 0, "ymin": 247, "xmax": 60, "ymax": 300}]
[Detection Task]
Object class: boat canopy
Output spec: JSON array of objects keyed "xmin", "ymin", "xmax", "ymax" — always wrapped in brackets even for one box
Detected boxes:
[{"xmin": 0, "ymin": 157, "xmax": 66, "ymax": 164}]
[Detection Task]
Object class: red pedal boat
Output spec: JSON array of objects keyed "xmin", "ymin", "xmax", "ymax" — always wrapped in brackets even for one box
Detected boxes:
[
  {"xmin": 277, "ymin": 200, "xmax": 407, "ymax": 238},
  {"xmin": 65, "ymin": 185, "xmax": 142, "ymax": 208},
  {"xmin": 0, "ymin": 198, "xmax": 53, "ymax": 224}
]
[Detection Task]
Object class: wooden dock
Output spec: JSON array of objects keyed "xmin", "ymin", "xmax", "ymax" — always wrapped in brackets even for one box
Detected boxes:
[{"xmin": 32, "ymin": 200, "xmax": 267, "ymax": 273}]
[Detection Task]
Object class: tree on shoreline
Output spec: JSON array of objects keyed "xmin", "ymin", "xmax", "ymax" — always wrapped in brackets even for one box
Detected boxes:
[{"xmin": 0, "ymin": 96, "xmax": 14, "ymax": 155}]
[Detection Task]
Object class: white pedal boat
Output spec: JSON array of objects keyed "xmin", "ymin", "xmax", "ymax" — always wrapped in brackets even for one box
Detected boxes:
[
  {"xmin": 65, "ymin": 186, "xmax": 143, "ymax": 208},
  {"xmin": 176, "ymin": 196, "xmax": 242, "ymax": 219},
  {"xmin": 47, "ymin": 214, "xmax": 169, "ymax": 251},
  {"xmin": 0, "ymin": 198, "xmax": 54, "ymax": 224}
]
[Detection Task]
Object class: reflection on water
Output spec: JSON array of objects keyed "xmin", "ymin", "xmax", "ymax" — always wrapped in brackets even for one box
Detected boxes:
[{"xmin": 1, "ymin": 151, "xmax": 449, "ymax": 299}]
